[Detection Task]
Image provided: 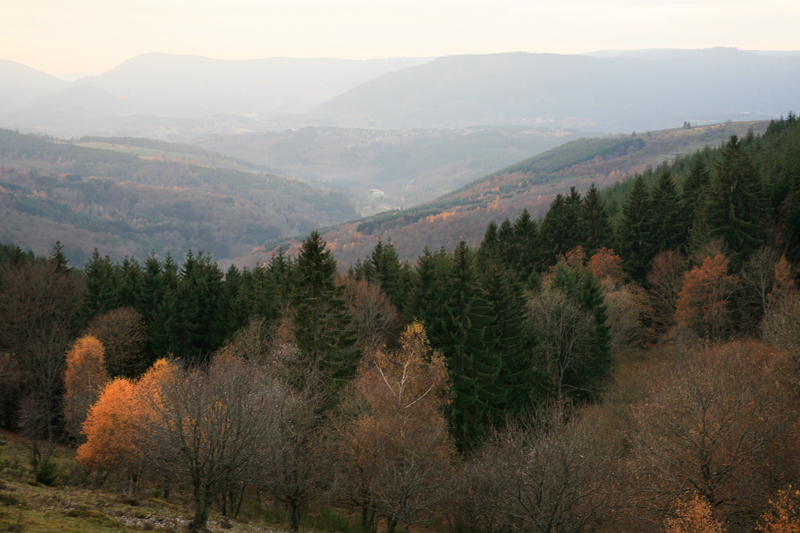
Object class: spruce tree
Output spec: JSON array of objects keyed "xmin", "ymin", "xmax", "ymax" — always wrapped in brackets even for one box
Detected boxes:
[
  {"xmin": 511, "ymin": 209, "xmax": 540, "ymax": 281},
  {"xmin": 290, "ymin": 231, "xmax": 359, "ymax": 394},
  {"xmin": 682, "ymin": 155, "xmax": 712, "ymax": 226},
  {"xmin": 582, "ymin": 183, "xmax": 613, "ymax": 256},
  {"xmin": 618, "ymin": 175, "xmax": 653, "ymax": 281},
  {"xmin": 440, "ymin": 243, "xmax": 500, "ymax": 449},
  {"xmin": 80, "ymin": 249, "xmax": 118, "ymax": 323},
  {"xmin": 539, "ymin": 194, "xmax": 570, "ymax": 267},
  {"xmin": 704, "ymin": 135, "xmax": 768, "ymax": 264},
  {"xmin": 648, "ymin": 169, "xmax": 687, "ymax": 254},
  {"xmin": 480, "ymin": 259, "xmax": 541, "ymax": 419},
  {"xmin": 476, "ymin": 220, "xmax": 500, "ymax": 273}
]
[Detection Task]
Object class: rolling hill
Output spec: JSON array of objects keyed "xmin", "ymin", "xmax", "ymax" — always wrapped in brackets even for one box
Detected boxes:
[
  {"xmin": 233, "ymin": 119, "xmax": 769, "ymax": 269},
  {"xmin": 193, "ymin": 126, "xmax": 583, "ymax": 215},
  {"xmin": 0, "ymin": 130, "xmax": 355, "ymax": 265},
  {"xmin": 298, "ymin": 49, "xmax": 800, "ymax": 132}
]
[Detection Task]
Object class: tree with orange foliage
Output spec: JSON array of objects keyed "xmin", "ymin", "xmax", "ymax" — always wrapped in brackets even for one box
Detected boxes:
[
  {"xmin": 346, "ymin": 322, "xmax": 456, "ymax": 533},
  {"xmin": 665, "ymin": 493, "xmax": 725, "ymax": 533},
  {"xmin": 76, "ymin": 358, "xmax": 178, "ymax": 483},
  {"xmin": 76, "ymin": 377, "xmax": 139, "ymax": 481},
  {"xmin": 759, "ymin": 487, "xmax": 800, "ymax": 533},
  {"xmin": 64, "ymin": 335, "xmax": 109, "ymax": 439},
  {"xmin": 675, "ymin": 253, "xmax": 738, "ymax": 340},
  {"xmin": 588, "ymin": 247, "xmax": 625, "ymax": 285}
]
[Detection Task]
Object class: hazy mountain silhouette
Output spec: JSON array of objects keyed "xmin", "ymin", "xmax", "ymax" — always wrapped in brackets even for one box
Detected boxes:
[
  {"xmin": 300, "ymin": 48, "xmax": 800, "ymax": 132},
  {"xmin": 0, "ymin": 60, "xmax": 68, "ymax": 115}
]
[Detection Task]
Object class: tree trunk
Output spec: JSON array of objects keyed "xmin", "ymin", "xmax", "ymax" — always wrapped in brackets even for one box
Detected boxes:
[{"xmin": 286, "ymin": 498, "xmax": 301, "ymax": 532}]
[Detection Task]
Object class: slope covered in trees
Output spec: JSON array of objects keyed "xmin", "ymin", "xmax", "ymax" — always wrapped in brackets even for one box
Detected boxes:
[
  {"xmin": 239, "ymin": 119, "xmax": 766, "ymax": 267},
  {"xmin": 0, "ymin": 129, "xmax": 355, "ymax": 264}
]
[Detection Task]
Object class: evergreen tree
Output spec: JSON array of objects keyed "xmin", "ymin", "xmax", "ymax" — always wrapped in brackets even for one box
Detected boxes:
[
  {"xmin": 48, "ymin": 241, "xmax": 69, "ymax": 273},
  {"xmin": 551, "ymin": 258, "xmax": 612, "ymax": 400},
  {"xmin": 409, "ymin": 247, "xmax": 451, "ymax": 340},
  {"xmin": 80, "ymin": 249, "xmax": 118, "ymax": 323},
  {"xmin": 116, "ymin": 257, "xmax": 141, "ymax": 308},
  {"xmin": 539, "ymin": 194, "xmax": 570, "ymax": 267},
  {"xmin": 440, "ymin": 243, "xmax": 500, "ymax": 449},
  {"xmin": 618, "ymin": 175, "xmax": 653, "ymax": 281},
  {"xmin": 480, "ymin": 259, "xmax": 541, "ymax": 418},
  {"xmin": 682, "ymin": 155, "xmax": 712, "ymax": 226},
  {"xmin": 476, "ymin": 221, "xmax": 500, "ymax": 273},
  {"xmin": 511, "ymin": 209, "xmax": 540, "ymax": 281},
  {"xmin": 582, "ymin": 183, "xmax": 613, "ymax": 256},
  {"xmin": 564, "ymin": 187, "xmax": 586, "ymax": 249},
  {"xmin": 704, "ymin": 135, "xmax": 768, "ymax": 264},
  {"xmin": 648, "ymin": 169, "xmax": 687, "ymax": 254},
  {"xmin": 369, "ymin": 240, "xmax": 409, "ymax": 315},
  {"xmin": 290, "ymin": 231, "xmax": 359, "ymax": 393}
]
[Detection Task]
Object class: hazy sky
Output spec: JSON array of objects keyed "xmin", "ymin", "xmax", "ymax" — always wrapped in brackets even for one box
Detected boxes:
[{"xmin": 3, "ymin": 0, "xmax": 799, "ymax": 76}]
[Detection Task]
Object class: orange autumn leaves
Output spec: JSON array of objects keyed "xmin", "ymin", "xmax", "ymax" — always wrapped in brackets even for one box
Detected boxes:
[
  {"xmin": 675, "ymin": 254, "xmax": 738, "ymax": 340},
  {"xmin": 75, "ymin": 358, "xmax": 177, "ymax": 473}
]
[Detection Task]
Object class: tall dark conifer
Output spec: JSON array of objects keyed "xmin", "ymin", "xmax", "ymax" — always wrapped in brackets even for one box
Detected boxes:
[
  {"xmin": 511, "ymin": 209, "xmax": 540, "ymax": 281},
  {"xmin": 290, "ymin": 231, "xmax": 358, "ymax": 393},
  {"xmin": 440, "ymin": 243, "xmax": 500, "ymax": 449},
  {"xmin": 648, "ymin": 169, "xmax": 687, "ymax": 254},
  {"xmin": 618, "ymin": 175, "xmax": 653, "ymax": 281},
  {"xmin": 582, "ymin": 183, "xmax": 613, "ymax": 256},
  {"xmin": 704, "ymin": 135, "xmax": 768, "ymax": 264}
]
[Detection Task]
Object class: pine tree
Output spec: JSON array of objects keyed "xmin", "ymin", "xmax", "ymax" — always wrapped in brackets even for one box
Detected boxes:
[
  {"xmin": 551, "ymin": 258, "xmax": 612, "ymax": 400},
  {"xmin": 369, "ymin": 240, "xmax": 409, "ymax": 315},
  {"xmin": 80, "ymin": 249, "xmax": 118, "ymax": 323},
  {"xmin": 511, "ymin": 209, "xmax": 540, "ymax": 281},
  {"xmin": 618, "ymin": 175, "xmax": 653, "ymax": 281},
  {"xmin": 480, "ymin": 259, "xmax": 541, "ymax": 418},
  {"xmin": 290, "ymin": 231, "xmax": 359, "ymax": 394},
  {"xmin": 682, "ymin": 155, "xmax": 712, "ymax": 226},
  {"xmin": 440, "ymin": 243, "xmax": 500, "ymax": 449},
  {"xmin": 476, "ymin": 221, "xmax": 500, "ymax": 273},
  {"xmin": 582, "ymin": 183, "xmax": 613, "ymax": 256},
  {"xmin": 409, "ymin": 247, "xmax": 451, "ymax": 340},
  {"xmin": 648, "ymin": 169, "xmax": 687, "ymax": 254},
  {"xmin": 48, "ymin": 241, "xmax": 69, "ymax": 273},
  {"xmin": 539, "ymin": 194, "xmax": 570, "ymax": 267},
  {"xmin": 704, "ymin": 135, "xmax": 768, "ymax": 264},
  {"xmin": 116, "ymin": 257, "xmax": 141, "ymax": 308}
]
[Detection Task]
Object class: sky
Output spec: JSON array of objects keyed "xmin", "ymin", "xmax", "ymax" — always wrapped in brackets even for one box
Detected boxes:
[{"xmin": 2, "ymin": 0, "xmax": 800, "ymax": 76}]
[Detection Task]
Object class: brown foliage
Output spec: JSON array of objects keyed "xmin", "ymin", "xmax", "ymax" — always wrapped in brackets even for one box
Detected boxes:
[
  {"xmin": 604, "ymin": 282, "xmax": 654, "ymax": 352},
  {"xmin": 344, "ymin": 278, "xmax": 404, "ymax": 350},
  {"xmin": 344, "ymin": 322, "xmax": 455, "ymax": 532},
  {"xmin": 454, "ymin": 405, "xmax": 617, "ymax": 533},
  {"xmin": 87, "ymin": 307, "xmax": 147, "ymax": 377},
  {"xmin": 589, "ymin": 247, "xmax": 625, "ymax": 285},
  {"xmin": 648, "ymin": 249, "xmax": 686, "ymax": 332},
  {"xmin": 628, "ymin": 341, "xmax": 800, "ymax": 531},
  {"xmin": 759, "ymin": 487, "xmax": 800, "ymax": 533},
  {"xmin": 675, "ymin": 253, "xmax": 738, "ymax": 340},
  {"xmin": 64, "ymin": 335, "xmax": 109, "ymax": 439},
  {"xmin": 665, "ymin": 493, "xmax": 726, "ymax": 533}
]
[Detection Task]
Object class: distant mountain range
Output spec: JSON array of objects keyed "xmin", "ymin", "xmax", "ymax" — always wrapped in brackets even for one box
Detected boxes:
[{"xmin": 1, "ymin": 48, "xmax": 797, "ymax": 139}]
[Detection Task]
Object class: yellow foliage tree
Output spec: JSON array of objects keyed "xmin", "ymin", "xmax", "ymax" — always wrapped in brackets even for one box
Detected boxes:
[
  {"xmin": 64, "ymin": 335, "xmax": 109, "ymax": 438},
  {"xmin": 759, "ymin": 487, "xmax": 800, "ymax": 533},
  {"xmin": 665, "ymin": 493, "xmax": 725, "ymax": 533}
]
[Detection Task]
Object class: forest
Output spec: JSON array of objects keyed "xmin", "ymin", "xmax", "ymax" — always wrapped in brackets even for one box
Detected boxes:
[
  {"xmin": 1, "ymin": 113, "xmax": 800, "ymax": 533},
  {"xmin": 0, "ymin": 128, "xmax": 356, "ymax": 264}
]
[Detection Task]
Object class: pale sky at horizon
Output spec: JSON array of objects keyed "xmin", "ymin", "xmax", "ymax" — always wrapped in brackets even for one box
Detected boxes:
[{"xmin": 2, "ymin": 0, "xmax": 799, "ymax": 76}]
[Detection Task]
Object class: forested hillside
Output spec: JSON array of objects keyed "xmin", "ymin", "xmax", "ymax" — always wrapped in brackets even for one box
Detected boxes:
[
  {"xmin": 0, "ymin": 129, "xmax": 355, "ymax": 264},
  {"xmin": 239, "ymin": 119, "xmax": 765, "ymax": 267},
  {"xmin": 2, "ymin": 113, "xmax": 800, "ymax": 533},
  {"xmin": 194, "ymin": 125, "xmax": 582, "ymax": 215}
]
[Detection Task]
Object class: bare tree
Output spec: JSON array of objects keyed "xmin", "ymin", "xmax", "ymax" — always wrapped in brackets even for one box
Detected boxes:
[
  {"xmin": 261, "ymin": 385, "xmax": 334, "ymax": 532},
  {"xmin": 344, "ymin": 278, "xmax": 404, "ymax": 350},
  {"xmin": 528, "ymin": 288, "xmax": 595, "ymax": 400},
  {"xmin": 628, "ymin": 341, "xmax": 799, "ymax": 531},
  {"xmin": 87, "ymin": 307, "xmax": 148, "ymax": 378},
  {"xmin": 0, "ymin": 263, "xmax": 82, "ymax": 443},
  {"xmin": 142, "ymin": 354, "xmax": 285, "ymax": 532},
  {"xmin": 457, "ymin": 404, "xmax": 616, "ymax": 533}
]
